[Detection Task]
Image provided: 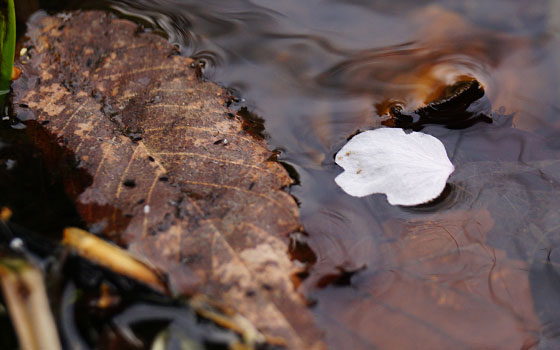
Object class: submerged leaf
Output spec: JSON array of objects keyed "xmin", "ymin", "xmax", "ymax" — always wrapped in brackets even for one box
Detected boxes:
[
  {"xmin": 312, "ymin": 210, "xmax": 540, "ymax": 350},
  {"xmin": 335, "ymin": 128, "xmax": 454, "ymax": 206}
]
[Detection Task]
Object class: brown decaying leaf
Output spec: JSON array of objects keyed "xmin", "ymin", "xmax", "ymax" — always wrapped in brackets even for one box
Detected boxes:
[
  {"xmin": 13, "ymin": 11, "xmax": 323, "ymax": 349},
  {"xmin": 309, "ymin": 210, "xmax": 541, "ymax": 350}
]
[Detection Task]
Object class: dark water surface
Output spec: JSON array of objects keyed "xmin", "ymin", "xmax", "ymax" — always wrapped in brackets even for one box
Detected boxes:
[{"xmin": 5, "ymin": 0, "xmax": 560, "ymax": 349}]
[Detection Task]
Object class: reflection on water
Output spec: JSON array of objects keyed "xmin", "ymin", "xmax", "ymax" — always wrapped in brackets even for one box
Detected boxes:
[{"xmin": 13, "ymin": 0, "xmax": 560, "ymax": 348}]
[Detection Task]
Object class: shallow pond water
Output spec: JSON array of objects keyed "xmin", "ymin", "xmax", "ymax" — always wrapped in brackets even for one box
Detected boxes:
[{"xmin": 5, "ymin": 0, "xmax": 560, "ymax": 349}]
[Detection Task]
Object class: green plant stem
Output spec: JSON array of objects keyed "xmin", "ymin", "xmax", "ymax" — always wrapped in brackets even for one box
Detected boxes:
[{"xmin": 0, "ymin": 0, "xmax": 16, "ymax": 97}]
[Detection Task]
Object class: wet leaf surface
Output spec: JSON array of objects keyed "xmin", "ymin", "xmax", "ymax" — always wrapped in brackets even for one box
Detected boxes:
[
  {"xmin": 310, "ymin": 210, "xmax": 540, "ymax": 350},
  {"xmin": 452, "ymin": 159, "xmax": 560, "ymax": 264},
  {"xmin": 12, "ymin": 11, "xmax": 322, "ymax": 349}
]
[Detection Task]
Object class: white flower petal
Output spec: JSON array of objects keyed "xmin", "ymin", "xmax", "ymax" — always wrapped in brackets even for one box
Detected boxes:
[{"xmin": 334, "ymin": 128, "xmax": 454, "ymax": 206}]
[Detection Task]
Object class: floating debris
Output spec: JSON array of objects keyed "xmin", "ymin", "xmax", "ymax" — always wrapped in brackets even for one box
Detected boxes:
[
  {"xmin": 62, "ymin": 227, "xmax": 166, "ymax": 292},
  {"xmin": 335, "ymin": 128, "xmax": 454, "ymax": 206},
  {"xmin": 0, "ymin": 258, "xmax": 61, "ymax": 350}
]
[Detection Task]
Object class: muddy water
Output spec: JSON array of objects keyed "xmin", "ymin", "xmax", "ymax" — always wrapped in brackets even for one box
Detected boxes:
[{"xmin": 9, "ymin": 0, "xmax": 560, "ymax": 349}]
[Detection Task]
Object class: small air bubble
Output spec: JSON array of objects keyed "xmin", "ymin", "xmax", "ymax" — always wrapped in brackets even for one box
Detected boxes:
[
  {"xmin": 5, "ymin": 159, "xmax": 16, "ymax": 170},
  {"xmin": 9, "ymin": 238, "xmax": 24, "ymax": 250}
]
